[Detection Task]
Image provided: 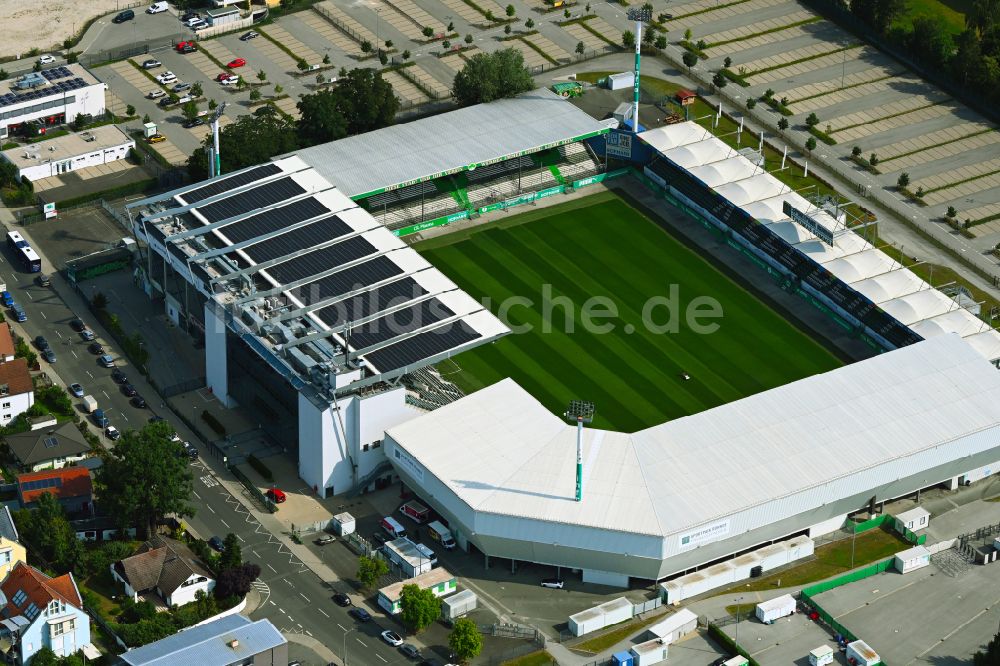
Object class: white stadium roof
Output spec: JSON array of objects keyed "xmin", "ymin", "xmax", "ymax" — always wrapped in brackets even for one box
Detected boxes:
[
  {"xmin": 638, "ymin": 123, "xmax": 1000, "ymax": 361},
  {"xmin": 387, "ymin": 335, "xmax": 1000, "ymax": 538}
]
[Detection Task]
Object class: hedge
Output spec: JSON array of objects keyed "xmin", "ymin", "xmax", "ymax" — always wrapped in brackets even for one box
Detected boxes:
[
  {"xmin": 808, "ymin": 126, "xmax": 837, "ymax": 145},
  {"xmin": 55, "ymin": 177, "xmax": 157, "ymax": 209},
  {"xmin": 248, "ymin": 454, "xmax": 274, "ymax": 482}
]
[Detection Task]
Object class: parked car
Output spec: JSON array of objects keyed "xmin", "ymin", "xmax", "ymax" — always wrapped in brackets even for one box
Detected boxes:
[
  {"xmin": 142, "ymin": 59, "xmax": 161, "ymax": 69},
  {"xmin": 183, "ymin": 16, "xmax": 203, "ymax": 27},
  {"xmin": 112, "ymin": 9, "xmax": 135, "ymax": 23},
  {"xmin": 371, "ymin": 533, "xmax": 387, "ymax": 547},
  {"xmin": 181, "ymin": 441, "xmax": 199, "ymax": 459},
  {"xmin": 219, "ymin": 75, "xmax": 239, "ymax": 86},
  {"xmin": 80, "ymin": 328, "xmax": 95, "ymax": 341},
  {"xmin": 148, "ymin": 415, "xmax": 166, "ymax": 423},
  {"xmin": 69, "ymin": 318, "xmax": 85, "ymax": 332},
  {"xmin": 178, "ymin": 43, "xmax": 197, "ymax": 54},
  {"xmin": 38, "ymin": 55, "xmax": 55, "ymax": 65},
  {"xmin": 131, "ymin": 395, "xmax": 147, "ymax": 408},
  {"xmin": 208, "ymin": 536, "xmax": 225, "ymax": 552},
  {"xmin": 87, "ymin": 342, "xmax": 103, "ymax": 355},
  {"xmin": 37, "ymin": 273, "xmax": 51, "ymax": 287},
  {"xmin": 192, "ymin": 20, "xmax": 209, "ymax": 30},
  {"xmin": 0, "ymin": 292, "xmax": 13, "ymax": 307},
  {"xmin": 172, "ymin": 82, "xmax": 191, "ymax": 93},
  {"xmin": 239, "ymin": 31, "xmax": 258, "ymax": 41},
  {"xmin": 316, "ymin": 535, "xmax": 336, "ymax": 546},
  {"xmin": 92, "ymin": 409, "xmax": 109, "ymax": 427},
  {"xmin": 227, "ymin": 58, "xmax": 246, "ymax": 68},
  {"xmin": 147, "ymin": 90, "xmax": 165, "ymax": 100},
  {"xmin": 176, "ymin": 94, "xmax": 194, "ymax": 105},
  {"xmin": 180, "ymin": 11, "xmax": 199, "ymax": 21},
  {"xmin": 111, "ymin": 368, "xmax": 127, "ymax": 384},
  {"xmin": 68, "ymin": 383, "xmax": 85, "ymax": 398},
  {"xmin": 400, "ymin": 644, "xmax": 421, "ymax": 660},
  {"xmin": 105, "ymin": 426, "xmax": 121, "ymax": 441},
  {"xmin": 121, "ymin": 383, "xmax": 137, "ymax": 397},
  {"xmin": 98, "ymin": 354, "xmax": 115, "ymax": 368},
  {"xmin": 148, "ymin": 133, "xmax": 167, "ymax": 144},
  {"xmin": 332, "ymin": 592, "xmax": 351, "ymax": 606},
  {"xmin": 349, "ymin": 608, "xmax": 371, "ymax": 623},
  {"xmin": 381, "ymin": 631, "xmax": 404, "ymax": 647},
  {"xmin": 540, "ymin": 578, "xmax": 564, "ymax": 589},
  {"xmin": 156, "ymin": 71, "xmax": 177, "ymax": 84},
  {"xmin": 10, "ymin": 304, "xmax": 25, "ymax": 323},
  {"xmin": 34, "ymin": 335, "xmax": 50, "ymax": 352},
  {"xmin": 182, "ymin": 118, "xmax": 205, "ymax": 128},
  {"xmin": 42, "ymin": 349, "xmax": 56, "ymax": 363},
  {"xmin": 147, "ymin": 2, "xmax": 169, "ymax": 13},
  {"xmin": 266, "ymin": 488, "xmax": 286, "ymax": 503}
]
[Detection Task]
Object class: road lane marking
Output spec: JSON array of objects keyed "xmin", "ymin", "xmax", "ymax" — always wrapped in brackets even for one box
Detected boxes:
[
  {"xmin": 266, "ymin": 564, "xmax": 276, "ymax": 573},
  {"xmin": 318, "ymin": 609, "xmax": 329, "ymax": 618},
  {"xmin": 192, "ymin": 491, "xmax": 201, "ymax": 500},
  {"xmin": 278, "ymin": 608, "xmax": 284, "ymax": 614},
  {"xmin": 86, "ymin": 370, "xmax": 93, "ymax": 378},
  {"xmin": 337, "ymin": 623, "xmax": 347, "ymax": 631},
  {"xmin": 356, "ymin": 638, "xmax": 367, "ymax": 647},
  {"xmin": 220, "ymin": 518, "xmax": 230, "ymax": 528},
  {"xmin": 206, "ymin": 504, "xmax": 215, "ymax": 513},
  {"xmin": 39, "ymin": 311, "xmax": 45, "ymax": 319},
  {"xmin": 299, "ymin": 593, "xmax": 309, "ymax": 602},
  {"xmin": 376, "ymin": 654, "xmax": 387, "ymax": 663}
]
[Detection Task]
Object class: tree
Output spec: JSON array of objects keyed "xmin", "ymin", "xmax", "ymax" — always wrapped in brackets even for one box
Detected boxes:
[
  {"xmin": 506, "ymin": 3, "xmax": 516, "ymax": 16},
  {"xmin": 96, "ymin": 420, "xmax": 196, "ymax": 538},
  {"xmin": 423, "ymin": 26, "xmax": 434, "ymax": 38},
  {"xmin": 13, "ymin": 493, "xmax": 84, "ymax": 573},
  {"xmin": 746, "ymin": 97, "xmax": 757, "ymax": 109},
  {"xmin": 316, "ymin": 72, "xmax": 325, "ymax": 85},
  {"xmin": 805, "ymin": 136, "xmax": 817, "ymax": 154},
  {"xmin": 215, "ymin": 563, "xmax": 261, "ymax": 600},
  {"xmin": 805, "ymin": 112, "xmax": 820, "ymax": 127},
  {"xmin": 30, "ymin": 648, "xmax": 60, "ymax": 666},
  {"xmin": 763, "ymin": 87, "xmax": 775, "ymax": 99},
  {"xmin": 869, "ymin": 152, "xmax": 880, "ymax": 166},
  {"xmin": 947, "ymin": 205, "xmax": 957, "ymax": 218},
  {"xmin": 449, "ymin": 618, "xmax": 484, "ymax": 663},
  {"xmin": 485, "ymin": 9, "xmax": 495, "ymax": 21},
  {"xmin": 126, "ymin": 103, "xmax": 136, "ymax": 117},
  {"xmin": 465, "ymin": 33, "xmax": 474, "ymax": 44},
  {"xmin": 452, "ymin": 48, "xmax": 533, "ymax": 105},
  {"xmin": 505, "ymin": 24, "xmax": 512, "ymax": 35},
  {"xmin": 385, "ymin": 39, "xmax": 393, "ymax": 49},
  {"xmin": 181, "ymin": 101, "xmax": 199, "ymax": 122},
  {"xmin": 402, "ymin": 49, "xmax": 412, "ymax": 60},
  {"xmin": 448, "ymin": 20, "xmax": 455, "ymax": 31},
  {"xmin": 576, "ymin": 41, "xmax": 585, "ymax": 54},
  {"xmin": 296, "ymin": 58, "xmax": 308, "ymax": 71},
  {"xmin": 399, "ymin": 583, "xmax": 441, "ymax": 632},
  {"xmin": 525, "ymin": 18, "xmax": 534, "ymax": 29},
  {"xmin": 655, "ymin": 35, "xmax": 667, "ymax": 49},
  {"xmin": 142, "ymin": 112, "xmax": 151, "ymax": 123},
  {"xmin": 682, "ymin": 50, "xmax": 698, "ymax": 71},
  {"xmin": 622, "ymin": 30, "xmax": 635, "ymax": 49},
  {"xmin": 852, "ymin": 145, "xmax": 862, "ymax": 157},
  {"xmin": 777, "ymin": 117, "xmax": 789, "ymax": 133},
  {"xmin": 379, "ymin": 52, "xmax": 388, "ymax": 65},
  {"xmin": 274, "ymin": 84, "xmax": 283, "ymax": 95},
  {"xmin": 712, "ymin": 71, "xmax": 727, "ymax": 88},
  {"xmin": 643, "ymin": 26, "xmax": 656, "ymax": 44},
  {"xmin": 684, "ymin": 27, "xmax": 693, "ymax": 41},
  {"xmin": 724, "ymin": 56, "xmax": 732, "ymax": 68},
  {"xmin": 973, "ymin": 630, "xmax": 1000, "ymax": 665},
  {"xmin": 191, "ymin": 81, "xmax": 203, "ymax": 98},
  {"xmin": 323, "ymin": 52, "xmax": 331, "ymax": 65},
  {"xmin": 361, "ymin": 39, "xmax": 372, "ymax": 53},
  {"xmin": 257, "ymin": 70, "xmax": 267, "ymax": 84},
  {"xmin": 357, "ymin": 555, "xmax": 388, "ymax": 589},
  {"xmin": 249, "ymin": 88, "xmax": 262, "ymax": 102},
  {"xmin": 897, "ymin": 172, "xmax": 911, "ymax": 189},
  {"xmin": 219, "ymin": 533, "xmax": 242, "ymax": 571}
]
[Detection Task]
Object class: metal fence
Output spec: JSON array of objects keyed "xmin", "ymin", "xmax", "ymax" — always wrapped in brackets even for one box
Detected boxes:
[
  {"xmin": 228, "ymin": 463, "xmax": 278, "ymax": 513},
  {"xmin": 159, "ymin": 376, "xmax": 208, "ymax": 398},
  {"xmin": 633, "ymin": 597, "xmax": 662, "ymax": 615},
  {"xmin": 80, "ymin": 32, "xmax": 190, "ymax": 66}
]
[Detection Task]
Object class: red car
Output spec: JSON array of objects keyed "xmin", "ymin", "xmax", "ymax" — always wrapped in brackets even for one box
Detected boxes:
[
  {"xmin": 216, "ymin": 72, "xmax": 233, "ymax": 82},
  {"xmin": 175, "ymin": 41, "xmax": 197, "ymax": 53},
  {"xmin": 266, "ymin": 488, "xmax": 286, "ymax": 503},
  {"xmin": 227, "ymin": 58, "xmax": 246, "ymax": 68}
]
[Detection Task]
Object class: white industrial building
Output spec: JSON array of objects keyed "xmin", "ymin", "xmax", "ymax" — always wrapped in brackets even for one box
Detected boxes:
[
  {"xmin": 385, "ymin": 334, "xmax": 1000, "ymax": 587},
  {"xmin": 0, "ymin": 65, "xmax": 107, "ymax": 140},
  {"xmin": 0, "ymin": 125, "xmax": 133, "ymax": 182}
]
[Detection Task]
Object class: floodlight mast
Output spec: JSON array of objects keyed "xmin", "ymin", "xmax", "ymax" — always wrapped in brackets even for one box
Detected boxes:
[
  {"xmin": 564, "ymin": 401, "xmax": 595, "ymax": 502},
  {"xmin": 211, "ymin": 101, "xmax": 227, "ymax": 178},
  {"xmin": 627, "ymin": 8, "xmax": 652, "ymax": 134}
]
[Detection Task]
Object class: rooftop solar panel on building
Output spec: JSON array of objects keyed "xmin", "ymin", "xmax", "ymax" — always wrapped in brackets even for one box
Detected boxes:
[
  {"xmin": 198, "ymin": 177, "xmax": 305, "ymax": 223},
  {"xmin": 349, "ymin": 298, "xmax": 455, "ymax": 350},
  {"xmin": 364, "ymin": 320, "xmax": 481, "ymax": 373},
  {"xmin": 315, "ymin": 277, "xmax": 426, "ymax": 327},
  {"xmin": 287, "ymin": 256, "xmax": 404, "ymax": 306},
  {"xmin": 183, "ymin": 163, "xmax": 283, "ymax": 204},
  {"xmin": 217, "ymin": 197, "xmax": 331, "ymax": 245},
  {"xmin": 236, "ymin": 214, "xmax": 351, "ymax": 263},
  {"xmin": 252, "ymin": 234, "xmax": 377, "ymax": 285}
]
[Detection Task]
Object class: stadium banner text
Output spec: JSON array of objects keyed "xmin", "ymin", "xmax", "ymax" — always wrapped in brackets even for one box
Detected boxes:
[
  {"xmin": 572, "ymin": 167, "xmax": 631, "ymax": 190},
  {"xmin": 392, "ymin": 210, "xmax": 470, "ymax": 237}
]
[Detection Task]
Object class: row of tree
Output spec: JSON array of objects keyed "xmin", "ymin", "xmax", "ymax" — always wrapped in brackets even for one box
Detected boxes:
[
  {"xmin": 843, "ymin": 0, "xmax": 1000, "ymax": 107},
  {"xmin": 187, "ymin": 51, "xmax": 536, "ymax": 180}
]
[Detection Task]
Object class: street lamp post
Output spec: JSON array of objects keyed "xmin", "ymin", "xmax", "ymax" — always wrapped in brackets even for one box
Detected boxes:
[
  {"xmin": 374, "ymin": 8, "xmax": 381, "ymax": 57},
  {"xmin": 343, "ymin": 626, "xmax": 357, "ymax": 666},
  {"xmin": 735, "ymin": 595, "xmax": 744, "ymax": 648}
]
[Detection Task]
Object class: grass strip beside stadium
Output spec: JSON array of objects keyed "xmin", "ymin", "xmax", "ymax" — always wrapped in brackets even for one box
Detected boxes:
[{"xmin": 418, "ymin": 193, "xmax": 841, "ymax": 431}]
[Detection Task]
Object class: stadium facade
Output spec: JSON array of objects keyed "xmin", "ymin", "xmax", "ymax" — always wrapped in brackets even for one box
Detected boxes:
[
  {"xmin": 126, "ymin": 91, "xmax": 608, "ymax": 497},
  {"xmin": 385, "ymin": 335, "xmax": 1000, "ymax": 587}
]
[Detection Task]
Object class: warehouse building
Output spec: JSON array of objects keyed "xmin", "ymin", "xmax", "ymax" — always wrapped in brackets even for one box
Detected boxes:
[{"xmin": 385, "ymin": 334, "xmax": 1000, "ymax": 587}]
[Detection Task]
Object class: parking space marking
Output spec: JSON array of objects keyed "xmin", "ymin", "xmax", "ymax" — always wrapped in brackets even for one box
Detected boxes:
[
  {"xmin": 256, "ymin": 29, "xmax": 300, "ymax": 73},
  {"xmin": 300, "ymin": 9, "xmax": 359, "ymax": 57},
  {"xmin": 299, "ymin": 592, "xmax": 310, "ymax": 602},
  {"xmin": 318, "ymin": 608, "xmax": 330, "ymax": 618},
  {"xmin": 267, "ymin": 563, "xmax": 277, "ymax": 573},
  {"xmin": 315, "ymin": 2, "xmax": 380, "ymax": 51},
  {"xmin": 376, "ymin": 654, "xmax": 387, "ymax": 663},
  {"xmin": 220, "ymin": 518, "xmax": 230, "ymax": 528},
  {"xmin": 337, "ymin": 623, "xmax": 347, "ymax": 631},
  {"xmin": 383, "ymin": 70, "xmax": 431, "ymax": 107},
  {"xmin": 207, "ymin": 504, "xmax": 216, "ymax": 514},
  {"xmin": 264, "ymin": 24, "xmax": 322, "ymax": 66},
  {"xmin": 356, "ymin": 638, "xmax": 367, "ymax": 647}
]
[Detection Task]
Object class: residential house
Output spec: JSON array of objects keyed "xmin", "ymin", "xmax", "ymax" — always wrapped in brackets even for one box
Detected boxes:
[
  {"xmin": 111, "ymin": 535, "xmax": 215, "ymax": 608},
  {"xmin": 116, "ymin": 615, "xmax": 286, "ymax": 666},
  {"xmin": 0, "ymin": 359, "xmax": 33, "ymax": 427},
  {"xmin": 71, "ymin": 516, "xmax": 136, "ymax": 542},
  {"xmin": 0, "ymin": 506, "xmax": 25, "ymax": 581},
  {"xmin": 0, "ymin": 326, "xmax": 14, "ymax": 363},
  {"xmin": 16, "ymin": 467, "xmax": 93, "ymax": 516},
  {"xmin": 0, "ymin": 562, "xmax": 91, "ymax": 665},
  {"xmin": 6, "ymin": 422, "xmax": 91, "ymax": 472}
]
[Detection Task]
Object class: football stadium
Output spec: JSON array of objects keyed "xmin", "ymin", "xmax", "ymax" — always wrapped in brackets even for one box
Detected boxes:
[{"xmin": 129, "ymin": 88, "xmax": 1000, "ymax": 588}]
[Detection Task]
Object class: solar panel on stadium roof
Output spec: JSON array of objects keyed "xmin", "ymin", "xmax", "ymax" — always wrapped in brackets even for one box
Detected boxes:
[
  {"xmin": 292, "ymin": 256, "xmax": 403, "ymax": 304},
  {"xmin": 218, "ymin": 196, "xmax": 331, "ymax": 245},
  {"xmin": 314, "ymin": 276, "xmax": 427, "ymax": 327},
  {"xmin": 349, "ymin": 298, "xmax": 455, "ymax": 350},
  {"xmin": 198, "ymin": 177, "xmax": 305, "ymax": 223},
  {"xmin": 364, "ymin": 320, "xmax": 481, "ymax": 373},
  {"xmin": 252, "ymin": 234, "xmax": 377, "ymax": 285},
  {"xmin": 182, "ymin": 163, "xmax": 282, "ymax": 204},
  {"xmin": 236, "ymin": 214, "xmax": 352, "ymax": 263}
]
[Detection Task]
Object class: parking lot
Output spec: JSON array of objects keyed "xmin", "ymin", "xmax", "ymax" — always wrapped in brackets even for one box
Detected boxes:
[{"xmin": 719, "ymin": 609, "xmax": 849, "ymax": 666}]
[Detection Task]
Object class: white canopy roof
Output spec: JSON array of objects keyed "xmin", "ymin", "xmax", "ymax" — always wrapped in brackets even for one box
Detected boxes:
[
  {"xmin": 661, "ymin": 137, "xmax": 737, "ymax": 170},
  {"xmin": 387, "ymin": 335, "xmax": 1000, "ymax": 537},
  {"xmin": 688, "ymin": 156, "xmax": 759, "ymax": 188},
  {"xmin": 715, "ymin": 173, "xmax": 789, "ymax": 207},
  {"xmin": 639, "ymin": 123, "xmax": 714, "ymax": 153}
]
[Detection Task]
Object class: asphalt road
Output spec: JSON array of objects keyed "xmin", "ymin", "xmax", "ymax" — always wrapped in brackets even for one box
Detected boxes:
[{"xmin": 0, "ymin": 236, "xmax": 413, "ymax": 666}]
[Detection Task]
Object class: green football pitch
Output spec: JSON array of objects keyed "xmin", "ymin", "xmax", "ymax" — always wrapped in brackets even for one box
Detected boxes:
[{"xmin": 417, "ymin": 193, "xmax": 842, "ymax": 432}]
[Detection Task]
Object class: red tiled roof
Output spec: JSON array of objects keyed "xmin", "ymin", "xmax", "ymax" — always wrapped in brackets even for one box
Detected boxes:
[
  {"xmin": 0, "ymin": 358, "xmax": 32, "ymax": 397},
  {"xmin": 0, "ymin": 562, "xmax": 81, "ymax": 620},
  {"xmin": 17, "ymin": 466, "xmax": 92, "ymax": 505},
  {"xmin": 0, "ymin": 326, "xmax": 13, "ymax": 358}
]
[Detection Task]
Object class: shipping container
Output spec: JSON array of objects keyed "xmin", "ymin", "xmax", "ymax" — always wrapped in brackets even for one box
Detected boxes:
[
  {"xmin": 894, "ymin": 545, "xmax": 931, "ymax": 574},
  {"xmin": 755, "ymin": 594, "xmax": 796, "ymax": 623},
  {"xmin": 442, "ymin": 589, "xmax": 477, "ymax": 620},
  {"xmin": 332, "ymin": 511, "xmax": 355, "ymax": 536},
  {"xmin": 612, "ymin": 651, "xmax": 634, "ymax": 666},
  {"xmin": 630, "ymin": 638, "xmax": 668, "ymax": 666},
  {"xmin": 400, "ymin": 500, "xmax": 431, "ymax": 524},
  {"xmin": 647, "ymin": 608, "xmax": 697, "ymax": 644},
  {"xmin": 895, "ymin": 506, "xmax": 930, "ymax": 533},
  {"xmin": 568, "ymin": 607, "xmax": 605, "ymax": 637},
  {"xmin": 607, "ymin": 72, "xmax": 635, "ymax": 90}
]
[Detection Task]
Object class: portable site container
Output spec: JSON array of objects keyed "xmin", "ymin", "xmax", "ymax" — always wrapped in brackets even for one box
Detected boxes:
[
  {"xmin": 894, "ymin": 545, "xmax": 931, "ymax": 574},
  {"xmin": 599, "ymin": 597, "xmax": 634, "ymax": 627},
  {"xmin": 647, "ymin": 608, "xmax": 697, "ymax": 644},
  {"xmin": 442, "ymin": 589, "xmax": 476, "ymax": 620},
  {"xmin": 701, "ymin": 561, "xmax": 736, "ymax": 592},
  {"xmin": 786, "ymin": 535, "xmax": 815, "ymax": 561},
  {"xmin": 846, "ymin": 640, "xmax": 880, "ymax": 666},
  {"xmin": 613, "ymin": 102, "xmax": 633, "ymax": 125},
  {"xmin": 808, "ymin": 645, "xmax": 834, "ymax": 666},
  {"xmin": 569, "ymin": 607, "xmax": 605, "ymax": 637},
  {"xmin": 612, "ymin": 651, "xmax": 633, "ymax": 666},
  {"xmin": 755, "ymin": 594, "xmax": 796, "ymax": 623},
  {"xmin": 377, "ymin": 567, "xmax": 456, "ymax": 615},
  {"xmin": 722, "ymin": 657, "xmax": 748, "ymax": 666},
  {"xmin": 756, "ymin": 542, "xmax": 790, "ymax": 570},
  {"xmin": 730, "ymin": 551, "xmax": 762, "ymax": 580},
  {"xmin": 332, "ymin": 512, "xmax": 355, "ymax": 536},
  {"xmin": 630, "ymin": 638, "xmax": 668, "ymax": 666},
  {"xmin": 607, "ymin": 72, "xmax": 635, "ymax": 90},
  {"xmin": 383, "ymin": 537, "xmax": 434, "ymax": 578},
  {"xmin": 895, "ymin": 506, "xmax": 930, "ymax": 533}
]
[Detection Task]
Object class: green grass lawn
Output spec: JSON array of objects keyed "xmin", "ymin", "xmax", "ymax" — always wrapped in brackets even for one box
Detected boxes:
[
  {"xmin": 893, "ymin": 0, "xmax": 969, "ymax": 35},
  {"xmin": 719, "ymin": 527, "xmax": 910, "ymax": 594},
  {"xmin": 418, "ymin": 192, "xmax": 842, "ymax": 431},
  {"xmin": 573, "ymin": 613, "xmax": 666, "ymax": 653},
  {"xmin": 501, "ymin": 651, "xmax": 555, "ymax": 666}
]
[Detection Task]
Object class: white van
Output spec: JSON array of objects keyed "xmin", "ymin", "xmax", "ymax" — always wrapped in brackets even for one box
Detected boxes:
[
  {"xmin": 428, "ymin": 521, "xmax": 456, "ymax": 550},
  {"xmin": 380, "ymin": 516, "xmax": 407, "ymax": 539},
  {"xmin": 147, "ymin": 2, "xmax": 169, "ymax": 13},
  {"xmin": 82, "ymin": 395, "xmax": 98, "ymax": 413}
]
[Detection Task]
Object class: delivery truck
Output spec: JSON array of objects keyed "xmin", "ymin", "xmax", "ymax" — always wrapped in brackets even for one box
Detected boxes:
[
  {"xmin": 428, "ymin": 521, "xmax": 456, "ymax": 550},
  {"xmin": 400, "ymin": 500, "xmax": 431, "ymax": 524},
  {"xmin": 82, "ymin": 395, "xmax": 98, "ymax": 413}
]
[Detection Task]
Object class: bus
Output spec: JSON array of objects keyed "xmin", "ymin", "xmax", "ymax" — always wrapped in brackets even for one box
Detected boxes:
[{"xmin": 5, "ymin": 231, "xmax": 41, "ymax": 272}]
